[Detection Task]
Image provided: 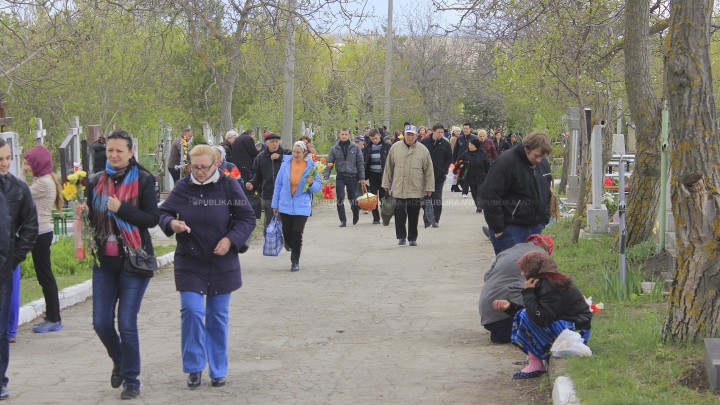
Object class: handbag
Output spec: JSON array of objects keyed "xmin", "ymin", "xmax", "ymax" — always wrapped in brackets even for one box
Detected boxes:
[
  {"xmin": 112, "ymin": 221, "xmax": 158, "ymax": 278},
  {"xmin": 263, "ymin": 214, "xmax": 284, "ymax": 256},
  {"xmin": 224, "ymin": 177, "xmax": 250, "ymax": 253}
]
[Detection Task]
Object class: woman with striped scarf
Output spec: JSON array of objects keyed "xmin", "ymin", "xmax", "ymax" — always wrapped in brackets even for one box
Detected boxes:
[{"xmin": 78, "ymin": 130, "xmax": 159, "ymax": 399}]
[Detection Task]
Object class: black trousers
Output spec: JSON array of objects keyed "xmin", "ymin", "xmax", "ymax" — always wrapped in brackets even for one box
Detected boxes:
[
  {"xmin": 31, "ymin": 232, "xmax": 61, "ymax": 322},
  {"xmin": 169, "ymin": 167, "xmax": 181, "ymax": 183},
  {"xmin": 430, "ymin": 180, "xmax": 444, "ymax": 223},
  {"xmin": 335, "ymin": 174, "xmax": 359, "ymax": 223},
  {"xmin": 394, "ymin": 198, "xmax": 422, "ymax": 241},
  {"xmin": 483, "ymin": 316, "xmax": 513, "ymax": 344},
  {"xmin": 366, "ymin": 171, "xmax": 386, "ymax": 222},
  {"xmin": 460, "ymin": 176, "xmax": 469, "ymax": 194},
  {"xmin": 469, "ymin": 183, "xmax": 481, "ymax": 210},
  {"xmin": 279, "ymin": 214, "xmax": 308, "ymax": 264}
]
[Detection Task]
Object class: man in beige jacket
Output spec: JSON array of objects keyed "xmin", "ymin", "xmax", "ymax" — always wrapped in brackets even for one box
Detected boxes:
[{"xmin": 382, "ymin": 125, "xmax": 435, "ymax": 246}]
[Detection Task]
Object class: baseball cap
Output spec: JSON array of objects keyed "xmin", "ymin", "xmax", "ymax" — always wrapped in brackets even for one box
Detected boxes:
[
  {"xmin": 404, "ymin": 125, "xmax": 418, "ymax": 134},
  {"xmin": 354, "ymin": 135, "xmax": 365, "ymax": 142}
]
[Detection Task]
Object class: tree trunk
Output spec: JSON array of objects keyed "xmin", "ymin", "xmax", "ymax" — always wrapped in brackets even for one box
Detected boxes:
[
  {"xmin": 571, "ymin": 74, "xmax": 589, "ymax": 243},
  {"xmin": 218, "ymin": 80, "xmax": 235, "ymax": 133},
  {"xmin": 623, "ymin": 0, "xmax": 663, "ymax": 248},
  {"xmin": 661, "ymin": 0, "xmax": 720, "ymax": 342}
]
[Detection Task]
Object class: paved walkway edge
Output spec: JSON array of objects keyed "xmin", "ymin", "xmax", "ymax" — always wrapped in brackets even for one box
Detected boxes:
[
  {"xmin": 552, "ymin": 376, "xmax": 581, "ymax": 405},
  {"xmin": 18, "ymin": 252, "xmax": 176, "ymax": 326}
]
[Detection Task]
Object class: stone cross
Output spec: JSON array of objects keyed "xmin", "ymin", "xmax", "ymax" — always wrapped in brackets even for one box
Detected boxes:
[
  {"xmin": 586, "ymin": 123, "xmax": 609, "ymax": 234},
  {"xmin": 566, "ymin": 107, "xmax": 581, "ymax": 204},
  {"xmin": 68, "ymin": 116, "xmax": 83, "ymax": 170}
]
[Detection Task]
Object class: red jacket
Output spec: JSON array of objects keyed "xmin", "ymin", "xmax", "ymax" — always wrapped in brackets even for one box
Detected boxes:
[{"xmin": 481, "ymin": 139, "xmax": 498, "ymax": 162}]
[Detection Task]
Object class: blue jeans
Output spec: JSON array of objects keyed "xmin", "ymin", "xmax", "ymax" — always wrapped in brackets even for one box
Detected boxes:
[
  {"xmin": 488, "ymin": 224, "xmax": 544, "ymax": 255},
  {"xmin": 92, "ymin": 257, "xmax": 151, "ymax": 389},
  {"xmin": 7, "ymin": 266, "xmax": 19, "ymax": 339},
  {"xmin": 180, "ymin": 292, "xmax": 232, "ymax": 379},
  {"xmin": 0, "ymin": 278, "xmax": 12, "ymax": 387},
  {"xmin": 335, "ymin": 174, "xmax": 359, "ymax": 223}
]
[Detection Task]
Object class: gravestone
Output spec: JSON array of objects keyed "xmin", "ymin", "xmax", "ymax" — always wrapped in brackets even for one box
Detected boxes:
[
  {"xmin": 586, "ymin": 124, "xmax": 608, "ymax": 235},
  {"xmin": 566, "ymin": 108, "xmax": 581, "ymax": 204},
  {"xmin": 613, "ymin": 100, "xmax": 626, "ymax": 155},
  {"xmin": 705, "ymin": 339, "xmax": 720, "ymax": 391},
  {"xmin": 0, "ymin": 132, "xmax": 21, "ymax": 176},
  {"xmin": 627, "ymin": 121, "xmax": 637, "ymax": 152},
  {"xmin": 35, "ymin": 118, "xmax": 46, "ymax": 145}
]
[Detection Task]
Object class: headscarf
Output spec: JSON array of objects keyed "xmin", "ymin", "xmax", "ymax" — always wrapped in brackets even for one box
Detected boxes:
[
  {"xmin": 293, "ymin": 141, "xmax": 310, "ymax": 160},
  {"xmin": 525, "ymin": 234, "xmax": 554, "ymax": 255},
  {"xmin": 517, "ymin": 251, "xmax": 567, "ymax": 281},
  {"xmin": 213, "ymin": 145, "xmax": 227, "ymax": 163},
  {"xmin": 23, "ymin": 146, "xmax": 53, "ymax": 177}
]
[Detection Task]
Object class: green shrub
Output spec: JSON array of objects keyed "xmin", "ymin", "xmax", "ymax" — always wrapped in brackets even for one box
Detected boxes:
[
  {"xmin": 626, "ymin": 239, "xmax": 658, "ymax": 265},
  {"xmin": 20, "ymin": 237, "xmax": 93, "ymax": 279}
]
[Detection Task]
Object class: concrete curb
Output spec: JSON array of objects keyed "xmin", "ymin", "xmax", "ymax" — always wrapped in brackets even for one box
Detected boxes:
[
  {"xmin": 18, "ymin": 252, "xmax": 175, "ymax": 326},
  {"xmin": 553, "ymin": 376, "xmax": 581, "ymax": 405}
]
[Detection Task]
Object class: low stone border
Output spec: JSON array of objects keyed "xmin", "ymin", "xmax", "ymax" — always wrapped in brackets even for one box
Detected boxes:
[
  {"xmin": 18, "ymin": 252, "xmax": 175, "ymax": 326},
  {"xmin": 548, "ymin": 357, "xmax": 582, "ymax": 405}
]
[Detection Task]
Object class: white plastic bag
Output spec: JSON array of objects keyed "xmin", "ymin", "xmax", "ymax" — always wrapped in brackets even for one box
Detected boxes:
[
  {"xmin": 550, "ymin": 329, "xmax": 592, "ymax": 358},
  {"xmin": 446, "ymin": 172, "xmax": 457, "ymax": 186}
]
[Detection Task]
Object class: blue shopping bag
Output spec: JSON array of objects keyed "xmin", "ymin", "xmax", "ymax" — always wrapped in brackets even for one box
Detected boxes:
[{"xmin": 263, "ymin": 215, "xmax": 284, "ymax": 256}]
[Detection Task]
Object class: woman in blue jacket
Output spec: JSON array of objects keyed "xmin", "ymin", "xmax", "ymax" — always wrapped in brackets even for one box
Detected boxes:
[{"xmin": 272, "ymin": 141, "xmax": 322, "ymax": 271}]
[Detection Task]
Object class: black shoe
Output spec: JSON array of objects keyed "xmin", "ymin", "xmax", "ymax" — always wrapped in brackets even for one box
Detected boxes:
[
  {"xmin": 432, "ymin": 222, "xmax": 439, "ymax": 228},
  {"xmin": 211, "ymin": 377, "xmax": 226, "ymax": 387},
  {"xmin": 398, "ymin": 239, "xmax": 406, "ymax": 245},
  {"xmin": 0, "ymin": 386, "xmax": 8, "ymax": 400},
  {"xmin": 111, "ymin": 366, "xmax": 122, "ymax": 389},
  {"xmin": 187, "ymin": 372, "xmax": 202, "ymax": 389},
  {"xmin": 339, "ymin": 221, "xmax": 346, "ymax": 227},
  {"xmin": 372, "ymin": 220, "xmax": 380, "ymax": 224},
  {"xmin": 120, "ymin": 386, "xmax": 139, "ymax": 400},
  {"xmin": 290, "ymin": 262, "xmax": 300, "ymax": 272},
  {"xmin": 352, "ymin": 213, "xmax": 359, "ymax": 225},
  {"xmin": 476, "ymin": 208, "xmax": 483, "ymax": 213},
  {"xmin": 284, "ymin": 242, "xmax": 291, "ymax": 252},
  {"xmin": 482, "ymin": 226, "xmax": 491, "ymax": 239},
  {"xmin": 409, "ymin": 241, "xmax": 418, "ymax": 246}
]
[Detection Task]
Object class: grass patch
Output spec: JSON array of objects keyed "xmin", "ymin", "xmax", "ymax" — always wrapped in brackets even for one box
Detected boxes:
[{"xmin": 544, "ymin": 218, "xmax": 717, "ymax": 404}]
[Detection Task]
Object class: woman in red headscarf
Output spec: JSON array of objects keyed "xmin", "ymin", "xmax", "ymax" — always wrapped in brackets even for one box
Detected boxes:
[{"xmin": 493, "ymin": 250, "xmax": 592, "ymax": 379}]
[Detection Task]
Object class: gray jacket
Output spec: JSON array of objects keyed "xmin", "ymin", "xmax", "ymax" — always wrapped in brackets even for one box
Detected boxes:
[
  {"xmin": 478, "ymin": 243, "xmax": 547, "ymax": 326},
  {"xmin": 323, "ymin": 141, "xmax": 365, "ymax": 180}
]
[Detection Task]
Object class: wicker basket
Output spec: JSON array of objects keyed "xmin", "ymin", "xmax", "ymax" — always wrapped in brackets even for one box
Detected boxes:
[{"xmin": 356, "ymin": 183, "xmax": 378, "ymax": 211}]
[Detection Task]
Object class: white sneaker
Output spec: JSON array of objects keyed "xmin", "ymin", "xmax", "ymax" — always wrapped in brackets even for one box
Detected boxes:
[{"xmin": 462, "ymin": 194, "xmax": 468, "ymax": 198}]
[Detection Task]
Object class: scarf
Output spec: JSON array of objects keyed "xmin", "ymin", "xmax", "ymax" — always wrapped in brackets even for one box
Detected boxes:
[
  {"xmin": 517, "ymin": 251, "xmax": 567, "ymax": 280},
  {"xmin": 190, "ymin": 168, "xmax": 220, "ymax": 185},
  {"xmin": 294, "ymin": 141, "xmax": 310, "ymax": 161},
  {"xmin": 92, "ymin": 161, "xmax": 143, "ymax": 254}
]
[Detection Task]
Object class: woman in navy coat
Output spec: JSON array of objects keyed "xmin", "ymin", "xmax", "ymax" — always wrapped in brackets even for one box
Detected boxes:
[{"xmin": 158, "ymin": 145, "xmax": 256, "ymax": 389}]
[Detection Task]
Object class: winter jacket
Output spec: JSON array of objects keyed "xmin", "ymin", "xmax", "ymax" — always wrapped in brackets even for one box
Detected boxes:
[
  {"xmin": 452, "ymin": 133, "xmax": 477, "ymax": 163},
  {"xmin": 505, "ymin": 279, "xmax": 592, "ymax": 330},
  {"xmin": 272, "ymin": 156, "xmax": 322, "ymax": 217},
  {"xmin": 481, "ymin": 138, "xmax": 498, "ymax": 162},
  {"xmin": 168, "ymin": 135, "xmax": 184, "ymax": 167},
  {"xmin": 250, "ymin": 147, "xmax": 292, "ymax": 200},
  {"xmin": 92, "ymin": 143, "xmax": 107, "ymax": 174},
  {"xmin": 493, "ymin": 137, "xmax": 509, "ymax": 155},
  {"xmin": 458, "ymin": 149, "xmax": 490, "ymax": 186},
  {"xmin": 421, "ymin": 136, "xmax": 453, "ymax": 183},
  {"xmin": 381, "ymin": 140, "xmax": 435, "ymax": 199},
  {"xmin": 480, "ymin": 142, "xmax": 552, "ymax": 233},
  {"xmin": 323, "ymin": 140, "xmax": 365, "ymax": 180},
  {"xmin": 230, "ymin": 133, "xmax": 259, "ymax": 176},
  {"xmin": 158, "ymin": 171, "xmax": 256, "ymax": 295},
  {"xmin": 362, "ymin": 141, "xmax": 392, "ymax": 178},
  {"xmin": 479, "ymin": 243, "xmax": 547, "ymax": 325},
  {"xmin": 219, "ymin": 140, "xmax": 233, "ymax": 163},
  {"xmin": 0, "ymin": 192, "xmax": 9, "ymax": 274},
  {"xmin": 85, "ymin": 164, "xmax": 159, "ymax": 262},
  {"xmin": 0, "ymin": 173, "xmax": 37, "ymax": 284}
]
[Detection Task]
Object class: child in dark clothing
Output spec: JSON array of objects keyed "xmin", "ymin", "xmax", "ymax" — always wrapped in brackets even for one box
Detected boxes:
[{"xmin": 493, "ymin": 251, "xmax": 592, "ymax": 379}]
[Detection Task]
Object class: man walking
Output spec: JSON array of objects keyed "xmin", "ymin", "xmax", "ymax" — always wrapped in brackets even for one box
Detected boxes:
[
  {"xmin": 0, "ymin": 138, "xmax": 38, "ymax": 399},
  {"xmin": 231, "ymin": 129, "xmax": 259, "ymax": 183},
  {"xmin": 324, "ymin": 128, "xmax": 366, "ymax": 227},
  {"xmin": 363, "ymin": 128, "xmax": 392, "ymax": 224},
  {"xmin": 220, "ymin": 130, "xmax": 238, "ymax": 163},
  {"xmin": 247, "ymin": 133, "xmax": 291, "ymax": 230},
  {"xmin": 168, "ymin": 128, "xmax": 193, "ymax": 183},
  {"xmin": 452, "ymin": 123, "xmax": 477, "ymax": 198},
  {"xmin": 420, "ymin": 123, "xmax": 453, "ymax": 227},
  {"xmin": 382, "ymin": 125, "xmax": 434, "ymax": 246},
  {"xmin": 478, "ymin": 129, "xmax": 499, "ymax": 163},
  {"xmin": 480, "ymin": 130, "xmax": 553, "ymax": 255}
]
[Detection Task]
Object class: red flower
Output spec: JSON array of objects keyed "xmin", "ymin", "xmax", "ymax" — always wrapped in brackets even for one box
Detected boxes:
[
  {"xmin": 81, "ymin": 178, "xmax": 87, "ymax": 187},
  {"xmin": 604, "ymin": 177, "xmax": 612, "ymax": 186}
]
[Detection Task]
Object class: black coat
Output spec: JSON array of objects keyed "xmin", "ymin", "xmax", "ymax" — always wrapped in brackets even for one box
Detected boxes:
[
  {"xmin": 220, "ymin": 140, "xmax": 233, "ymax": 163},
  {"xmin": 0, "ymin": 173, "xmax": 38, "ymax": 284},
  {"xmin": 493, "ymin": 137, "xmax": 509, "ymax": 155},
  {"xmin": 421, "ymin": 136, "xmax": 453, "ymax": 183},
  {"xmin": 249, "ymin": 147, "xmax": 292, "ymax": 200},
  {"xmin": 0, "ymin": 192, "xmax": 10, "ymax": 275},
  {"xmin": 230, "ymin": 133, "xmax": 259, "ymax": 175},
  {"xmin": 458, "ymin": 149, "xmax": 490, "ymax": 186},
  {"xmin": 452, "ymin": 133, "xmax": 477, "ymax": 163},
  {"xmin": 480, "ymin": 142, "xmax": 552, "ymax": 233},
  {"xmin": 362, "ymin": 141, "xmax": 392, "ymax": 178},
  {"xmin": 85, "ymin": 165, "xmax": 159, "ymax": 262},
  {"xmin": 92, "ymin": 143, "xmax": 107, "ymax": 174},
  {"xmin": 506, "ymin": 279, "xmax": 592, "ymax": 330}
]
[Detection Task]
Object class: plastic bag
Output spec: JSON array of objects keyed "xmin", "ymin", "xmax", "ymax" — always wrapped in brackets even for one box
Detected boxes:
[
  {"xmin": 550, "ymin": 329, "xmax": 592, "ymax": 358},
  {"xmin": 380, "ymin": 193, "xmax": 395, "ymax": 226},
  {"xmin": 446, "ymin": 172, "xmax": 457, "ymax": 186},
  {"xmin": 73, "ymin": 218, "xmax": 86, "ymax": 259},
  {"xmin": 263, "ymin": 215, "xmax": 284, "ymax": 257},
  {"xmin": 423, "ymin": 197, "xmax": 435, "ymax": 228}
]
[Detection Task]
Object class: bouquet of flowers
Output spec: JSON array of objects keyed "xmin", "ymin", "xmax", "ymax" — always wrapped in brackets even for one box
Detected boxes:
[
  {"xmin": 454, "ymin": 159, "xmax": 467, "ymax": 179},
  {"xmin": 223, "ymin": 167, "xmax": 241, "ymax": 179},
  {"xmin": 321, "ymin": 184, "xmax": 335, "ymax": 199},
  {"xmin": 61, "ymin": 170, "xmax": 94, "ymax": 260},
  {"xmin": 304, "ymin": 166, "xmax": 318, "ymax": 192},
  {"xmin": 180, "ymin": 138, "xmax": 191, "ymax": 177}
]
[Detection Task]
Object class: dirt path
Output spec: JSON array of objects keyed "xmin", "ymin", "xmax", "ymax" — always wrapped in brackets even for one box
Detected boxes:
[{"xmin": 9, "ymin": 187, "xmax": 541, "ymax": 404}]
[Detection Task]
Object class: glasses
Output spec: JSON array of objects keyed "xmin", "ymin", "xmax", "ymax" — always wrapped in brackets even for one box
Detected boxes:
[{"xmin": 191, "ymin": 165, "xmax": 214, "ymax": 173}]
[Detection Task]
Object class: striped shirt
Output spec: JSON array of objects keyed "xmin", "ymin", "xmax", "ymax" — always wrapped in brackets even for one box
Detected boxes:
[{"xmin": 369, "ymin": 143, "xmax": 383, "ymax": 173}]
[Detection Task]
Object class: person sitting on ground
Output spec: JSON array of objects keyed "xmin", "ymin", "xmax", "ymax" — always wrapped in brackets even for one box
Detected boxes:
[
  {"xmin": 478, "ymin": 235, "xmax": 554, "ymax": 344},
  {"xmin": 457, "ymin": 138, "xmax": 490, "ymax": 213},
  {"xmin": 492, "ymin": 250, "xmax": 591, "ymax": 379}
]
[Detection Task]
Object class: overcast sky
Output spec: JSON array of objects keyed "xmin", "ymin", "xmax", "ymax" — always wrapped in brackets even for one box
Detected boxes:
[{"xmin": 349, "ymin": 0, "xmax": 463, "ymax": 32}]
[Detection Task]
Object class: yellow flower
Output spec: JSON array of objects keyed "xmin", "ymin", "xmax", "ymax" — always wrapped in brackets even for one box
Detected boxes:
[
  {"xmin": 75, "ymin": 170, "xmax": 87, "ymax": 179},
  {"xmin": 62, "ymin": 183, "xmax": 78, "ymax": 201},
  {"xmin": 67, "ymin": 173, "xmax": 78, "ymax": 183}
]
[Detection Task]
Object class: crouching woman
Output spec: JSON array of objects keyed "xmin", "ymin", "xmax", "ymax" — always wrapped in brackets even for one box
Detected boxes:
[{"xmin": 493, "ymin": 251, "xmax": 591, "ymax": 379}]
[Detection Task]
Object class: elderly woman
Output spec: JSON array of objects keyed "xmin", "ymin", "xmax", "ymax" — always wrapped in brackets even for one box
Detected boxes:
[
  {"xmin": 158, "ymin": 145, "xmax": 255, "ymax": 389},
  {"xmin": 271, "ymin": 141, "xmax": 322, "ymax": 271},
  {"xmin": 493, "ymin": 251, "xmax": 591, "ymax": 379},
  {"xmin": 213, "ymin": 145, "xmax": 237, "ymax": 173},
  {"xmin": 78, "ymin": 130, "xmax": 159, "ymax": 399}
]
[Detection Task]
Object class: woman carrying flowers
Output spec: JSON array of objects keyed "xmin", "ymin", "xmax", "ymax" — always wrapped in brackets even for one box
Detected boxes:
[
  {"xmin": 271, "ymin": 141, "xmax": 322, "ymax": 272},
  {"xmin": 457, "ymin": 138, "xmax": 490, "ymax": 213},
  {"xmin": 76, "ymin": 130, "xmax": 159, "ymax": 399}
]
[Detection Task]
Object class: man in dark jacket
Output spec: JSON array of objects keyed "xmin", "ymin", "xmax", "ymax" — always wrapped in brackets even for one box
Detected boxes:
[
  {"xmin": 323, "ymin": 128, "xmax": 365, "ymax": 227},
  {"xmin": 168, "ymin": 128, "xmax": 193, "ymax": 183},
  {"xmin": 363, "ymin": 128, "xmax": 392, "ymax": 224},
  {"xmin": 480, "ymin": 131, "xmax": 553, "ymax": 255},
  {"xmin": 220, "ymin": 130, "xmax": 238, "ymax": 163},
  {"xmin": 492, "ymin": 129, "xmax": 509, "ymax": 156},
  {"xmin": 91, "ymin": 135, "xmax": 107, "ymax": 174},
  {"xmin": 452, "ymin": 123, "xmax": 477, "ymax": 197},
  {"xmin": 0, "ymin": 138, "xmax": 38, "ymax": 400},
  {"xmin": 230, "ymin": 129, "xmax": 259, "ymax": 184},
  {"xmin": 420, "ymin": 123, "xmax": 453, "ymax": 226},
  {"xmin": 247, "ymin": 133, "xmax": 291, "ymax": 230}
]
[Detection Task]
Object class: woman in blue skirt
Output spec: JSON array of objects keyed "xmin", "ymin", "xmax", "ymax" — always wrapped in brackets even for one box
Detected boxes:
[{"xmin": 493, "ymin": 251, "xmax": 592, "ymax": 379}]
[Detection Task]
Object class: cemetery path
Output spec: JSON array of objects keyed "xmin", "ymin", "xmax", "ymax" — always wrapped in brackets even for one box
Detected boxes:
[{"xmin": 10, "ymin": 186, "xmax": 541, "ymax": 404}]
